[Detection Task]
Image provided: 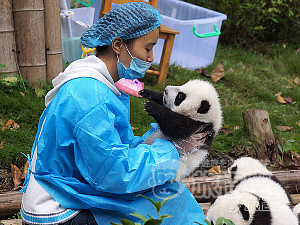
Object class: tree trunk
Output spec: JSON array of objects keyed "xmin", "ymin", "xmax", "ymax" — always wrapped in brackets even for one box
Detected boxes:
[
  {"xmin": 13, "ymin": 0, "xmax": 46, "ymax": 87},
  {"xmin": 44, "ymin": 0, "xmax": 63, "ymax": 82},
  {"xmin": 0, "ymin": 0, "xmax": 18, "ymax": 78},
  {"xmin": 242, "ymin": 109, "xmax": 278, "ymax": 164}
]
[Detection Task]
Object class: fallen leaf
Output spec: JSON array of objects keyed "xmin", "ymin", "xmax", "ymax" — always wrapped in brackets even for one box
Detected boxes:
[
  {"xmin": 20, "ymin": 92, "xmax": 25, "ymax": 97},
  {"xmin": 297, "ymin": 121, "xmax": 300, "ymax": 126},
  {"xmin": 276, "ymin": 125, "xmax": 293, "ymax": 131},
  {"xmin": 211, "ymin": 62, "xmax": 225, "ymax": 83},
  {"xmin": 5, "ymin": 119, "xmax": 14, "ymax": 128},
  {"xmin": 220, "ymin": 128, "xmax": 234, "ymax": 135},
  {"xmin": 284, "ymin": 96, "xmax": 293, "ymax": 104},
  {"xmin": 195, "ymin": 67, "xmax": 211, "ymax": 78},
  {"xmin": 21, "ymin": 160, "xmax": 29, "ymax": 180},
  {"xmin": 131, "ymin": 126, "xmax": 139, "ymax": 130},
  {"xmin": 209, "ymin": 165, "xmax": 221, "ymax": 174},
  {"xmin": 3, "ymin": 119, "xmax": 20, "ymax": 131},
  {"xmin": 11, "ymin": 164, "xmax": 22, "ymax": 189},
  {"xmin": 0, "ymin": 141, "xmax": 4, "ymax": 149},
  {"xmin": 275, "ymin": 93, "xmax": 287, "ymax": 104},
  {"xmin": 294, "ymin": 77, "xmax": 300, "ymax": 85},
  {"xmin": 283, "ymin": 85, "xmax": 293, "ymax": 89}
]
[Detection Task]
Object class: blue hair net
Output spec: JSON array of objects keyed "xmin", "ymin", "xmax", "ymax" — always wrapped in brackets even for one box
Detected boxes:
[{"xmin": 80, "ymin": 2, "xmax": 162, "ymax": 48}]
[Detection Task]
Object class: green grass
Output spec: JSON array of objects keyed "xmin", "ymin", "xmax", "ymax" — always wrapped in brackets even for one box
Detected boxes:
[{"xmin": 0, "ymin": 44, "xmax": 300, "ymax": 170}]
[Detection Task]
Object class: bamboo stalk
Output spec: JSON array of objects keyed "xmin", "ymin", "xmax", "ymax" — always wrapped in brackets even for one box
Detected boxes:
[
  {"xmin": 13, "ymin": 0, "xmax": 46, "ymax": 87},
  {"xmin": 43, "ymin": 0, "xmax": 63, "ymax": 81},
  {"xmin": 0, "ymin": 0, "xmax": 18, "ymax": 78}
]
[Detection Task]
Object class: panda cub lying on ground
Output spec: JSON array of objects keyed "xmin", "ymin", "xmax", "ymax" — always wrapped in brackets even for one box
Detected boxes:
[
  {"xmin": 206, "ymin": 157, "xmax": 299, "ymax": 225},
  {"xmin": 139, "ymin": 80, "xmax": 222, "ymax": 181}
]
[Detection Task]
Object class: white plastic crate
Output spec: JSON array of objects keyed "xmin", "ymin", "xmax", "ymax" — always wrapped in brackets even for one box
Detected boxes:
[{"xmin": 153, "ymin": 0, "xmax": 227, "ymax": 69}]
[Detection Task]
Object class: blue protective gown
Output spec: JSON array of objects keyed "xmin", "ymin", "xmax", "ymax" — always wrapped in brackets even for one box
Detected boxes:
[{"xmin": 21, "ymin": 56, "xmax": 206, "ymax": 225}]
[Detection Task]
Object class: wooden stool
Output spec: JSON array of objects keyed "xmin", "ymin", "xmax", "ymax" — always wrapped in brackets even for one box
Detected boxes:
[{"xmin": 146, "ymin": 24, "xmax": 179, "ymax": 85}]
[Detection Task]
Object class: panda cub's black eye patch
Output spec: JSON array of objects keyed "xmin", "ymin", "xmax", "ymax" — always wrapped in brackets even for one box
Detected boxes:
[
  {"xmin": 197, "ymin": 100, "xmax": 210, "ymax": 114},
  {"xmin": 174, "ymin": 92, "xmax": 186, "ymax": 106}
]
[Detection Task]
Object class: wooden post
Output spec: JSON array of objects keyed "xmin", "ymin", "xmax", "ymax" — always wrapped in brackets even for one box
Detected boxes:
[
  {"xmin": 44, "ymin": 0, "xmax": 63, "ymax": 81},
  {"xmin": 0, "ymin": 0, "xmax": 18, "ymax": 78},
  {"xmin": 13, "ymin": 0, "xmax": 47, "ymax": 87},
  {"xmin": 242, "ymin": 109, "xmax": 279, "ymax": 164}
]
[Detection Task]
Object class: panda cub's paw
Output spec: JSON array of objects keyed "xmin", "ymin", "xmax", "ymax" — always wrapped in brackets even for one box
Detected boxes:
[
  {"xmin": 144, "ymin": 101, "xmax": 163, "ymax": 117},
  {"xmin": 139, "ymin": 89, "xmax": 153, "ymax": 100},
  {"xmin": 139, "ymin": 89, "xmax": 164, "ymax": 105}
]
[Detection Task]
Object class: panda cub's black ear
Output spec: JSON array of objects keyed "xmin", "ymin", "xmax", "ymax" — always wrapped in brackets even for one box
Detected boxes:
[
  {"xmin": 238, "ymin": 204, "xmax": 250, "ymax": 221},
  {"xmin": 197, "ymin": 100, "xmax": 210, "ymax": 114},
  {"xmin": 230, "ymin": 166, "xmax": 237, "ymax": 181}
]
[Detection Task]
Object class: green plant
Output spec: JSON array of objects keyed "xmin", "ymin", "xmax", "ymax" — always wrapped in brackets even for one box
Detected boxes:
[
  {"xmin": 278, "ymin": 136, "xmax": 300, "ymax": 162},
  {"xmin": 35, "ymin": 78, "xmax": 53, "ymax": 97},
  {"xmin": 8, "ymin": 211, "xmax": 21, "ymax": 220},
  {"xmin": 110, "ymin": 194, "xmax": 177, "ymax": 225},
  {"xmin": 194, "ymin": 217, "xmax": 235, "ymax": 225}
]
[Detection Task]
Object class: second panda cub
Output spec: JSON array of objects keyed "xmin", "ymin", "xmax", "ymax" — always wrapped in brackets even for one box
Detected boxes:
[{"xmin": 139, "ymin": 80, "xmax": 222, "ymax": 181}]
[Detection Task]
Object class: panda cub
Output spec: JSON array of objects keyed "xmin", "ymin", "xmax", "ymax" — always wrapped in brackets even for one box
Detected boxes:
[
  {"xmin": 206, "ymin": 190, "xmax": 298, "ymax": 225},
  {"xmin": 228, "ymin": 157, "xmax": 293, "ymax": 206},
  {"xmin": 139, "ymin": 80, "xmax": 222, "ymax": 181},
  {"xmin": 225, "ymin": 157, "xmax": 298, "ymax": 225},
  {"xmin": 206, "ymin": 191, "xmax": 272, "ymax": 225}
]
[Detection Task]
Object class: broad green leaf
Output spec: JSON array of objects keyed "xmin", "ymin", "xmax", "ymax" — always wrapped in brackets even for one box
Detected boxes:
[
  {"xmin": 161, "ymin": 194, "xmax": 178, "ymax": 207},
  {"xmin": 278, "ymin": 144, "xmax": 283, "ymax": 153},
  {"xmin": 155, "ymin": 201, "xmax": 162, "ymax": 212},
  {"xmin": 137, "ymin": 194, "xmax": 156, "ymax": 207},
  {"xmin": 224, "ymin": 219, "xmax": 235, "ymax": 225},
  {"xmin": 119, "ymin": 219, "xmax": 136, "ymax": 225},
  {"xmin": 216, "ymin": 217, "xmax": 225, "ymax": 225},
  {"xmin": 144, "ymin": 219, "xmax": 162, "ymax": 225},
  {"xmin": 203, "ymin": 219, "xmax": 211, "ymax": 225},
  {"xmin": 159, "ymin": 214, "xmax": 173, "ymax": 220},
  {"xmin": 128, "ymin": 212, "xmax": 147, "ymax": 223},
  {"xmin": 193, "ymin": 219, "xmax": 209, "ymax": 225}
]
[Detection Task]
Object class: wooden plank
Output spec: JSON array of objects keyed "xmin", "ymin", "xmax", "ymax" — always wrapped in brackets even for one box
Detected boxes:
[
  {"xmin": 160, "ymin": 24, "xmax": 180, "ymax": 35},
  {"xmin": 0, "ymin": 219, "xmax": 22, "ymax": 225},
  {"xmin": 0, "ymin": 191, "xmax": 22, "ymax": 220},
  {"xmin": 182, "ymin": 170, "xmax": 300, "ymax": 202},
  {"xmin": 1, "ymin": 170, "xmax": 299, "ymax": 219}
]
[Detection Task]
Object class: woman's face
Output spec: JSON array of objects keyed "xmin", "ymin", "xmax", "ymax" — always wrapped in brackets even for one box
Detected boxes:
[{"xmin": 119, "ymin": 28, "xmax": 160, "ymax": 68}]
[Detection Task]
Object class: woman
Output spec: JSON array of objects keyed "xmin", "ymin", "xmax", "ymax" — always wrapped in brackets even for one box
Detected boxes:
[{"xmin": 21, "ymin": 2, "xmax": 205, "ymax": 224}]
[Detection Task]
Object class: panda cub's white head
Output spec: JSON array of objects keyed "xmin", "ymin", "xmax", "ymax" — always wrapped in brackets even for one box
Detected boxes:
[
  {"xmin": 163, "ymin": 80, "xmax": 222, "ymax": 133},
  {"xmin": 229, "ymin": 157, "xmax": 272, "ymax": 185},
  {"xmin": 206, "ymin": 191, "xmax": 263, "ymax": 225}
]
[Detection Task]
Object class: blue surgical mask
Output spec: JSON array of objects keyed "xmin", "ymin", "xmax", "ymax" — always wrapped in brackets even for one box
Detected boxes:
[{"xmin": 117, "ymin": 44, "xmax": 151, "ymax": 80}]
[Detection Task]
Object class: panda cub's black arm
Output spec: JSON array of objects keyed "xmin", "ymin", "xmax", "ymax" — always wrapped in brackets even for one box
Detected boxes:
[
  {"xmin": 145, "ymin": 101, "xmax": 205, "ymax": 139},
  {"xmin": 139, "ymin": 89, "xmax": 164, "ymax": 105}
]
